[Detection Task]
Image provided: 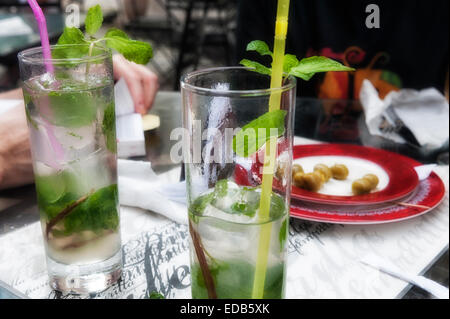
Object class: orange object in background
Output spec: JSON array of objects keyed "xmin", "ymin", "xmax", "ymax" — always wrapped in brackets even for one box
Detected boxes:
[
  {"xmin": 318, "ymin": 71, "xmax": 349, "ymax": 100},
  {"xmin": 318, "ymin": 47, "xmax": 402, "ymax": 100}
]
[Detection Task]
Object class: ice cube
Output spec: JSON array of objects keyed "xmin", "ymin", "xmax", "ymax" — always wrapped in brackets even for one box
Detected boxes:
[
  {"xmin": 54, "ymin": 124, "xmax": 97, "ymax": 156},
  {"xmin": 34, "ymin": 161, "xmax": 59, "ymax": 176},
  {"xmin": 197, "ymin": 214, "xmax": 256, "ymax": 259},
  {"xmin": 203, "ymin": 201, "xmax": 255, "ymax": 224},
  {"xmin": 39, "ymin": 72, "xmax": 58, "ymax": 90},
  {"xmin": 66, "ymin": 149, "xmax": 112, "ymax": 192}
]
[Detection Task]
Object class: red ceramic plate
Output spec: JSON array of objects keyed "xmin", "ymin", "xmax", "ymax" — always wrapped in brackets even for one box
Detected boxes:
[
  {"xmin": 289, "ymin": 144, "xmax": 419, "ymax": 205},
  {"xmin": 290, "ymin": 169, "xmax": 445, "ymax": 225}
]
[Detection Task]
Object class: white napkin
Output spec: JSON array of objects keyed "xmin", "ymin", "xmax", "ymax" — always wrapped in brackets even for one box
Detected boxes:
[
  {"xmin": 360, "ymin": 80, "xmax": 449, "ymax": 149},
  {"xmin": 118, "ymin": 160, "xmax": 187, "ymax": 225},
  {"xmin": 114, "ymin": 78, "xmax": 146, "ymax": 158},
  {"xmin": 415, "ymin": 164, "xmax": 437, "ymax": 181},
  {"xmin": 361, "ymin": 253, "xmax": 449, "ymax": 299}
]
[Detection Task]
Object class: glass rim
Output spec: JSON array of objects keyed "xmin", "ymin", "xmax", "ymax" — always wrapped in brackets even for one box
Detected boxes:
[
  {"xmin": 17, "ymin": 44, "xmax": 112, "ymax": 64},
  {"xmin": 180, "ymin": 66, "xmax": 297, "ymax": 97}
]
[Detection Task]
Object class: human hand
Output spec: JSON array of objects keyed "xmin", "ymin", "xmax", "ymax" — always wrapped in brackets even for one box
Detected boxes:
[
  {"xmin": 0, "ymin": 104, "xmax": 33, "ymax": 190},
  {"xmin": 113, "ymin": 54, "xmax": 159, "ymax": 114}
]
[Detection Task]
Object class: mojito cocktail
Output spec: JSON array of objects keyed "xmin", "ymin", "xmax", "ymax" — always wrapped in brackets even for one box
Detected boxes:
[
  {"xmin": 181, "ymin": 67, "xmax": 296, "ymax": 299},
  {"xmin": 189, "ymin": 180, "xmax": 288, "ymax": 298},
  {"xmin": 18, "ymin": 45, "xmax": 121, "ymax": 294}
]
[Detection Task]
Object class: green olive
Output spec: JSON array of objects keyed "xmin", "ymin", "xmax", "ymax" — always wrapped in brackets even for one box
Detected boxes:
[
  {"xmin": 293, "ymin": 172, "xmax": 306, "ymax": 188},
  {"xmin": 302, "ymin": 172, "xmax": 324, "ymax": 192},
  {"xmin": 276, "ymin": 163, "xmax": 286, "ymax": 180},
  {"xmin": 352, "ymin": 178, "xmax": 372, "ymax": 195},
  {"xmin": 331, "ymin": 164, "xmax": 349, "ymax": 180},
  {"xmin": 314, "ymin": 164, "xmax": 332, "ymax": 182},
  {"xmin": 364, "ymin": 174, "xmax": 379, "ymax": 189},
  {"xmin": 292, "ymin": 164, "xmax": 304, "ymax": 176}
]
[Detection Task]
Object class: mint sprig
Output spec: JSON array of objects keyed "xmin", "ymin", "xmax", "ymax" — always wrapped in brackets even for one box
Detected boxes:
[
  {"xmin": 36, "ymin": 171, "xmax": 119, "ymax": 237},
  {"xmin": 54, "ymin": 5, "xmax": 153, "ymax": 65},
  {"xmin": 233, "ymin": 110, "xmax": 287, "ymax": 158},
  {"xmin": 240, "ymin": 59, "xmax": 271, "ymax": 76},
  {"xmin": 240, "ymin": 40, "xmax": 354, "ymax": 80},
  {"xmin": 233, "ymin": 40, "xmax": 354, "ymax": 158}
]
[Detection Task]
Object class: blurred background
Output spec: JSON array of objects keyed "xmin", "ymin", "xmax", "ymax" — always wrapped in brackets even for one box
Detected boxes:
[
  {"xmin": 1, "ymin": 0, "xmax": 448, "ymax": 96},
  {"xmin": 0, "ymin": 0, "xmax": 238, "ymax": 91},
  {"xmin": 0, "ymin": 0, "xmax": 448, "ymax": 161}
]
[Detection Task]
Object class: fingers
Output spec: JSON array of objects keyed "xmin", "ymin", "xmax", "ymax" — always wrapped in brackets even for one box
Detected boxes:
[
  {"xmin": 112, "ymin": 55, "xmax": 159, "ymax": 114},
  {"xmin": 138, "ymin": 66, "xmax": 159, "ymax": 113},
  {"xmin": 114, "ymin": 55, "xmax": 146, "ymax": 114},
  {"xmin": 126, "ymin": 61, "xmax": 158, "ymax": 113},
  {"xmin": 124, "ymin": 69, "xmax": 146, "ymax": 114}
]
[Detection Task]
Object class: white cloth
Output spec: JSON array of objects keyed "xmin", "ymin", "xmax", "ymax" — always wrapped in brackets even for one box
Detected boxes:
[
  {"xmin": 0, "ymin": 100, "xmax": 22, "ymax": 115},
  {"xmin": 114, "ymin": 78, "xmax": 146, "ymax": 158},
  {"xmin": 360, "ymin": 80, "xmax": 449, "ymax": 149},
  {"xmin": 118, "ymin": 160, "xmax": 188, "ymax": 225}
]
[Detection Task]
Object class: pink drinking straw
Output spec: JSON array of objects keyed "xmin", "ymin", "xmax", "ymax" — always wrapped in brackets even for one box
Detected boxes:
[
  {"xmin": 27, "ymin": 0, "xmax": 65, "ymax": 169},
  {"xmin": 27, "ymin": 0, "xmax": 54, "ymax": 73}
]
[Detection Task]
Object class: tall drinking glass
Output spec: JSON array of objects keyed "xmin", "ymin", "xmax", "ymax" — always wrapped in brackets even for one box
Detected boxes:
[
  {"xmin": 181, "ymin": 67, "xmax": 296, "ymax": 299},
  {"xmin": 18, "ymin": 45, "xmax": 121, "ymax": 294}
]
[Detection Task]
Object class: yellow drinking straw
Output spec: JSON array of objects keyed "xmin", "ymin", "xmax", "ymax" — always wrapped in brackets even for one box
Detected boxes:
[{"xmin": 252, "ymin": 0, "xmax": 290, "ymax": 299}]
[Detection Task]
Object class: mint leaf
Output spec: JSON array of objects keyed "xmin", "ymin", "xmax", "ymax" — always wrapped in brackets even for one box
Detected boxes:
[
  {"xmin": 149, "ymin": 292, "xmax": 165, "ymax": 299},
  {"xmin": 231, "ymin": 202, "xmax": 257, "ymax": 217},
  {"xmin": 289, "ymin": 56, "xmax": 354, "ymax": 81},
  {"xmin": 63, "ymin": 184, "xmax": 119, "ymax": 235},
  {"xmin": 57, "ymin": 27, "xmax": 86, "ymax": 45},
  {"xmin": 233, "ymin": 110, "xmax": 287, "ymax": 158},
  {"xmin": 54, "ymin": 27, "xmax": 88, "ymax": 60},
  {"xmin": 105, "ymin": 36, "xmax": 153, "ymax": 64},
  {"xmin": 190, "ymin": 192, "xmax": 215, "ymax": 215},
  {"xmin": 105, "ymin": 27, "xmax": 129, "ymax": 39},
  {"xmin": 47, "ymin": 90, "xmax": 97, "ymax": 128},
  {"xmin": 240, "ymin": 59, "xmax": 271, "ymax": 76},
  {"xmin": 191, "ymin": 259, "xmax": 284, "ymax": 298},
  {"xmin": 102, "ymin": 102, "xmax": 117, "ymax": 153},
  {"xmin": 283, "ymin": 54, "xmax": 300, "ymax": 73},
  {"xmin": 85, "ymin": 4, "xmax": 103, "ymax": 36},
  {"xmin": 246, "ymin": 40, "xmax": 273, "ymax": 57},
  {"xmin": 279, "ymin": 218, "xmax": 288, "ymax": 252},
  {"xmin": 215, "ymin": 179, "xmax": 228, "ymax": 198}
]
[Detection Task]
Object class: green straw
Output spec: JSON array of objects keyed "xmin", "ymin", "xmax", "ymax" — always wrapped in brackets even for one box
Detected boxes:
[{"xmin": 252, "ymin": 0, "xmax": 290, "ymax": 299}]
